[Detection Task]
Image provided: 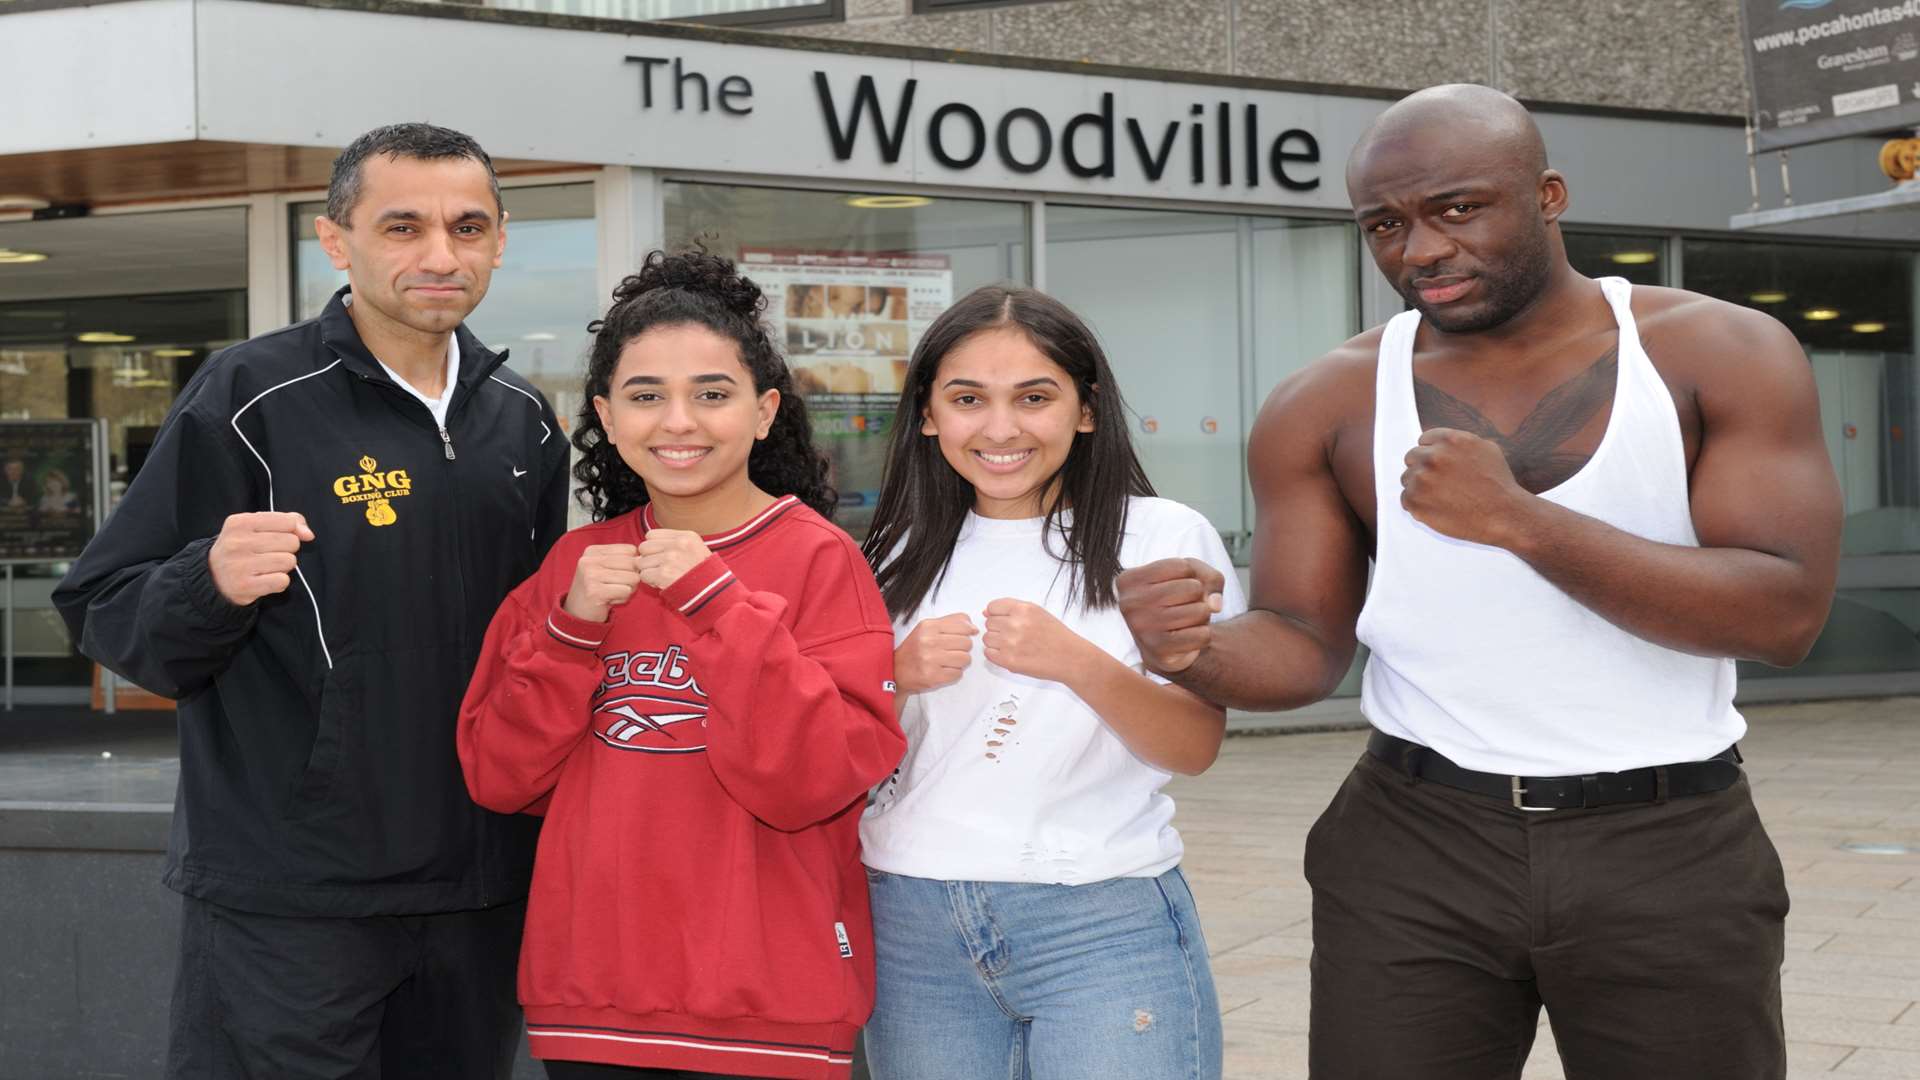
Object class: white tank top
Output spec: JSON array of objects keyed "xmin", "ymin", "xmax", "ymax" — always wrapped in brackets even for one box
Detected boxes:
[{"xmin": 1355, "ymin": 277, "xmax": 1743, "ymax": 775}]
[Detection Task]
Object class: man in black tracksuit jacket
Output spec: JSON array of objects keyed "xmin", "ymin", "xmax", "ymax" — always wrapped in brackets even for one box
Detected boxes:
[{"xmin": 54, "ymin": 125, "xmax": 569, "ymax": 1079}]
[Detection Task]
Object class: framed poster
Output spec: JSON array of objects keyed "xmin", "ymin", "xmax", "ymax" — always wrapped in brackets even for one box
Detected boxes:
[
  {"xmin": 741, "ymin": 249, "xmax": 955, "ymax": 533},
  {"xmin": 0, "ymin": 419, "xmax": 105, "ymax": 563}
]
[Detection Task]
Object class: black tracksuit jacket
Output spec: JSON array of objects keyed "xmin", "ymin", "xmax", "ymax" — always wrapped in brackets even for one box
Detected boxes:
[{"xmin": 54, "ymin": 287, "xmax": 570, "ymax": 917}]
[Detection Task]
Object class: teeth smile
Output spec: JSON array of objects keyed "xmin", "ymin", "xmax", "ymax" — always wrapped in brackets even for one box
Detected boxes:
[
  {"xmin": 978, "ymin": 450, "xmax": 1032, "ymax": 465},
  {"xmin": 655, "ymin": 448, "xmax": 708, "ymax": 462}
]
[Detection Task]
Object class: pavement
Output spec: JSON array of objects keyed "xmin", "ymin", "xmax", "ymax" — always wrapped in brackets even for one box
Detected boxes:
[
  {"xmin": 5, "ymin": 696, "xmax": 1918, "ymax": 1076},
  {"xmin": 1173, "ymin": 695, "xmax": 1920, "ymax": 1079}
]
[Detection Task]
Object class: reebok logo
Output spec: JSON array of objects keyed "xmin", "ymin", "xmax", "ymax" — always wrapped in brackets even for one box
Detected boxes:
[{"xmin": 592, "ymin": 645, "xmax": 710, "ymax": 755}]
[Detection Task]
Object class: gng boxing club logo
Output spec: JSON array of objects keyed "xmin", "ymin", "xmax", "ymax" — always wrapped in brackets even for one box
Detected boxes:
[
  {"xmin": 331, "ymin": 454, "xmax": 413, "ymax": 527},
  {"xmin": 592, "ymin": 645, "xmax": 711, "ymax": 754}
]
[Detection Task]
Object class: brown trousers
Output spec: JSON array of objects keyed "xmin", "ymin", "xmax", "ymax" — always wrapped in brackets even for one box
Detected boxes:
[{"xmin": 1305, "ymin": 749, "xmax": 1788, "ymax": 1080}]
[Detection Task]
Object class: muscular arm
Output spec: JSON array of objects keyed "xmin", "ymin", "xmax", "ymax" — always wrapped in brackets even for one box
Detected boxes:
[
  {"xmin": 1411, "ymin": 304, "xmax": 1841, "ymax": 666},
  {"xmin": 1124, "ymin": 352, "xmax": 1374, "ymax": 712}
]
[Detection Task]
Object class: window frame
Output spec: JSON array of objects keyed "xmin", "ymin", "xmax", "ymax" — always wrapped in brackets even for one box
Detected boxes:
[
  {"xmin": 911, "ymin": 0, "xmax": 1065, "ymax": 14},
  {"xmin": 675, "ymin": 0, "xmax": 844, "ymax": 28}
]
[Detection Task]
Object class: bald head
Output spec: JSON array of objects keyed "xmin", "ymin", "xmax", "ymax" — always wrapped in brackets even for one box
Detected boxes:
[
  {"xmin": 1346, "ymin": 85, "xmax": 1570, "ymax": 334},
  {"xmin": 1348, "ymin": 85, "xmax": 1548, "ymax": 191}
]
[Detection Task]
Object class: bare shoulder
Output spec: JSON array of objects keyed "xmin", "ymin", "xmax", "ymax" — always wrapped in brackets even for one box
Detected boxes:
[
  {"xmin": 1254, "ymin": 325, "xmax": 1382, "ymax": 431},
  {"xmin": 1630, "ymin": 285, "xmax": 1806, "ymax": 380}
]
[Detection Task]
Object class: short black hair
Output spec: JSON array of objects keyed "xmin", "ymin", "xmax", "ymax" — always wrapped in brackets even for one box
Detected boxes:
[{"xmin": 325, "ymin": 123, "xmax": 502, "ymax": 227}]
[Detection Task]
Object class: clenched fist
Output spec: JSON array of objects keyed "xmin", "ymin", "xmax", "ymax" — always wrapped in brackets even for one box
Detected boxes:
[
  {"xmin": 1401, "ymin": 428, "xmax": 1530, "ymax": 547},
  {"xmin": 637, "ymin": 529, "xmax": 714, "ymax": 591},
  {"xmin": 981, "ymin": 599, "xmax": 1095, "ymax": 684},
  {"xmin": 209, "ymin": 512, "xmax": 314, "ymax": 607},
  {"xmin": 563, "ymin": 544, "xmax": 641, "ymax": 623},
  {"xmin": 1117, "ymin": 558, "xmax": 1224, "ymax": 674},
  {"xmin": 894, "ymin": 613, "xmax": 977, "ymax": 694}
]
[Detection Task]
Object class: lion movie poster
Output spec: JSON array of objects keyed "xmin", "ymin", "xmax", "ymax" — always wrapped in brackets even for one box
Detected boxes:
[
  {"xmin": 0, "ymin": 420, "xmax": 99, "ymax": 562},
  {"xmin": 740, "ymin": 249, "xmax": 955, "ymax": 534}
]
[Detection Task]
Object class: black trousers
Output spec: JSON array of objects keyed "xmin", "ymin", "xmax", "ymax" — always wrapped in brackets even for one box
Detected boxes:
[
  {"xmin": 165, "ymin": 893, "xmax": 526, "ymax": 1080},
  {"xmin": 1305, "ymin": 750, "xmax": 1788, "ymax": 1080}
]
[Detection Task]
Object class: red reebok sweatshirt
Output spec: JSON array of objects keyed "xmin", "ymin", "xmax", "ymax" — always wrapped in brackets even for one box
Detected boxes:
[{"xmin": 458, "ymin": 495, "xmax": 906, "ymax": 1078}]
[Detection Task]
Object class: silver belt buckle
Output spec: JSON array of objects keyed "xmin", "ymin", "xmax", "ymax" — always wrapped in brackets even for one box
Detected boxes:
[{"xmin": 1511, "ymin": 775, "xmax": 1556, "ymax": 812}]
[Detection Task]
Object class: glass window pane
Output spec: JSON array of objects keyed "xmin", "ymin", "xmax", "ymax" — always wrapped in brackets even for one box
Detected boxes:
[
  {"xmin": 664, "ymin": 182, "xmax": 1029, "ymax": 536},
  {"xmin": 292, "ymin": 183, "xmax": 600, "ymax": 435},
  {"xmin": 0, "ymin": 206, "xmax": 249, "ymax": 692},
  {"xmin": 1565, "ymin": 232, "xmax": 1667, "ymax": 286},
  {"xmin": 1046, "ymin": 207, "xmax": 1245, "ymax": 540},
  {"xmin": 1045, "ymin": 207, "xmax": 1358, "ymax": 556},
  {"xmin": 1682, "ymin": 237, "xmax": 1918, "ymax": 681},
  {"xmin": 1252, "ymin": 217, "xmax": 1360, "ymax": 401}
]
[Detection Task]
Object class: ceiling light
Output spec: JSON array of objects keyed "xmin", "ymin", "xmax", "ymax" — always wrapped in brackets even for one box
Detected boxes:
[
  {"xmin": 844, "ymin": 194, "xmax": 934, "ymax": 210},
  {"xmin": 1748, "ymin": 291, "xmax": 1789, "ymax": 304},
  {"xmin": 152, "ymin": 348, "xmax": 196, "ymax": 358},
  {"xmin": 1851, "ymin": 322, "xmax": 1886, "ymax": 333},
  {"xmin": 1608, "ymin": 250, "xmax": 1658, "ymax": 265},
  {"xmin": 1803, "ymin": 309, "xmax": 1841, "ymax": 321},
  {"xmin": 0, "ymin": 249, "xmax": 50, "ymax": 264},
  {"xmin": 0, "ymin": 196, "xmax": 51, "ymax": 212},
  {"xmin": 76, "ymin": 331, "xmax": 135, "ymax": 343},
  {"xmin": 520, "ymin": 332, "xmax": 557, "ymax": 342}
]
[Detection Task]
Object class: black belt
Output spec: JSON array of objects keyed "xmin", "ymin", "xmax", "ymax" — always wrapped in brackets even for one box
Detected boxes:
[{"xmin": 1366, "ymin": 731, "xmax": 1743, "ymax": 810}]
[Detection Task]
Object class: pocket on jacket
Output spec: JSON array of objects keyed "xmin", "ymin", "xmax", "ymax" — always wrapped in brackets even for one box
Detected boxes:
[{"xmin": 284, "ymin": 663, "xmax": 360, "ymax": 818}]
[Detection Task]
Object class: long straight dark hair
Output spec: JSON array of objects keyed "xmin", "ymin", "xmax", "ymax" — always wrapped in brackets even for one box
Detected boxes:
[{"xmin": 861, "ymin": 286, "xmax": 1154, "ymax": 620}]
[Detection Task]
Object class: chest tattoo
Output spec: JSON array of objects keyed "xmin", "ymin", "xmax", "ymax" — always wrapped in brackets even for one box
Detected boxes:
[{"xmin": 1414, "ymin": 347, "xmax": 1619, "ymax": 494}]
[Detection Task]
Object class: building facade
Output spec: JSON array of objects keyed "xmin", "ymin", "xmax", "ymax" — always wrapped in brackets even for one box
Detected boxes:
[{"xmin": 1, "ymin": 0, "xmax": 1916, "ymax": 712}]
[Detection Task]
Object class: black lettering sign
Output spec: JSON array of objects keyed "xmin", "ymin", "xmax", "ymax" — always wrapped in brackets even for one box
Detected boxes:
[
  {"xmin": 1126, "ymin": 118, "xmax": 1181, "ymax": 181},
  {"xmin": 814, "ymin": 73, "xmax": 918, "ymax": 163},
  {"xmin": 929, "ymin": 102, "xmax": 988, "ymax": 168},
  {"xmin": 1270, "ymin": 128, "xmax": 1321, "ymax": 191},
  {"xmin": 1062, "ymin": 93, "xmax": 1116, "ymax": 179},
  {"xmin": 996, "ymin": 108, "xmax": 1054, "ymax": 174}
]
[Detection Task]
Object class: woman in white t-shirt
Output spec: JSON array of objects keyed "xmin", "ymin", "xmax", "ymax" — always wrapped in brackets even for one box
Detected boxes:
[{"xmin": 858, "ymin": 286, "xmax": 1244, "ymax": 1080}]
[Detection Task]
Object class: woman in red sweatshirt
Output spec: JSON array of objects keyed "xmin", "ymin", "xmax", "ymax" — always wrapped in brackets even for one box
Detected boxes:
[{"xmin": 459, "ymin": 249, "xmax": 906, "ymax": 1080}]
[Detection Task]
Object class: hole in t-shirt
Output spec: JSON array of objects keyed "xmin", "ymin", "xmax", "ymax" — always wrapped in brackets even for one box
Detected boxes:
[{"xmin": 984, "ymin": 695, "xmax": 1021, "ymax": 761}]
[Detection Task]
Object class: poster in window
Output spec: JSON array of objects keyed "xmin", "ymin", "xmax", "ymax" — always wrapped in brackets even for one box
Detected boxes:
[
  {"xmin": 0, "ymin": 420, "xmax": 99, "ymax": 562},
  {"xmin": 741, "ymin": 250, "xmax": 955, "ymax": 533}
]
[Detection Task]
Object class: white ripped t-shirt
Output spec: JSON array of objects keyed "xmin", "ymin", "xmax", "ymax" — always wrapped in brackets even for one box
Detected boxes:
[{"xmin": 860, "ymin": 496, "xmax": 1246, "ymax": 885}]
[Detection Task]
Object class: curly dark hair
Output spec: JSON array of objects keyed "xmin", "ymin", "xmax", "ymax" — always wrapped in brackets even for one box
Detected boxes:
[{"xmin": 572, "ymin": 248, "xmax": 836, "ymax": 522}]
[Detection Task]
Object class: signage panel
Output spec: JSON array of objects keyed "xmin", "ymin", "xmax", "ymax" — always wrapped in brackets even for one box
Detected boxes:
[
  {"xmin": 192, "ymin": 0, "xmax": 1380, "ymax": 210},
  {"xmin": 1742, "ymin": 0, "xmax": 1920, "ymax": 150}
]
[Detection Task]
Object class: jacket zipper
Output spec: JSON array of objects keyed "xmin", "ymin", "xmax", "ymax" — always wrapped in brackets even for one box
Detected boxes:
[{"xmin": 351, "ymin": 358, "xmax": 508, "ymax": 906}]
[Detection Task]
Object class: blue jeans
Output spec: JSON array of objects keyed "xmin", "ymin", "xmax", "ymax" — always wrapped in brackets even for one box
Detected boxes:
[{"xmin": 863, "ymin": 867, "xmax": 1223, "ymax": 1080}]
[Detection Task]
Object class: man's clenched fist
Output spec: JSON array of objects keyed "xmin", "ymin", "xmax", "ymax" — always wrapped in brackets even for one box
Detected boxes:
[
  {"xmin": 209, "ymin": 512, "xmax": 315, "ymax": 607},
  {"xmin": 1116, "ymin": 558, "xmax": 1224, "ymax": 674},
  {"xmin": 1400, "ymin": 427, "xmax": 1530, "ymax": 548}
]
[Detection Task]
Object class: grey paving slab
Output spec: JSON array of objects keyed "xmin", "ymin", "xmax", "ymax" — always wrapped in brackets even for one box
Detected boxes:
[
  {"xmin": 1164, "ymin": 695, "xmax": 1920, "ymax": 1077},
  {"xmin": 6, "ymin": 695, "xmax": 1919, "ymax": 1074}
]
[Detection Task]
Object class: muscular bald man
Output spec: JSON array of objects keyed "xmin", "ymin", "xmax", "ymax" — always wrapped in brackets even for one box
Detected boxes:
[{"xmin": 1118, "ymin": 85, "xmax": 1840, "ymax": 1079}]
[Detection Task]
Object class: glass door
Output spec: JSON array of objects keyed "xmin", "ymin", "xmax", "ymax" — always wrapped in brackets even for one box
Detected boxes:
[{"xmin": 0, "ymin": 206, "xmax": 248, "ymax": 699}]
